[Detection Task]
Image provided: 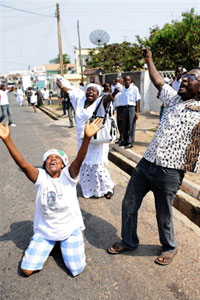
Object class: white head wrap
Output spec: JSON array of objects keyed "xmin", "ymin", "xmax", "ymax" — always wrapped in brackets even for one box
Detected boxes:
[
  {"xmin": 85, "ymin": 83, "xmax": 102, "ymax": 96},
  {"xmin": 42, "ymin": 149, "xmax": 68, "ymax": 166}
]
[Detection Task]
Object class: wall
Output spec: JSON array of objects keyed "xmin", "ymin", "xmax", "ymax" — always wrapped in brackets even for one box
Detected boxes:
[{"xmin": 103, "ymin": 70, "xmax": 175, "ymax": 113}]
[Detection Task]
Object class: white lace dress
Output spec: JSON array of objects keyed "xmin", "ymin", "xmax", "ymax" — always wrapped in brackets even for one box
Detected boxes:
[{"xmin": 69, "ymin": 89, "xmax": 115, "ymax": 198}]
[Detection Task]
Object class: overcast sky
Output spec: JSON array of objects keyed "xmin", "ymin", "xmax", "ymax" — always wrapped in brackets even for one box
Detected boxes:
[{"xmin": 0, "ymin": 0, "xmax": 199, "ymax": 74}]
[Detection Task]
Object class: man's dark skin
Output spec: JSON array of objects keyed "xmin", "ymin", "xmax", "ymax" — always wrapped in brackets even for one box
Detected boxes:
[
  {"xmin": 142, "ymin": 48, "xmax": 200, "ymax": 102},
  {"xmin": 175, "ymin": 66, "xmax": 183, "ymax": 81}
]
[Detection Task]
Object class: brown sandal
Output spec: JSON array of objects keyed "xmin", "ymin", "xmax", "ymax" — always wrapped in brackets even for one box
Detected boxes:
[
  {"xmin": 155, "ymin": 249, "xmax": 177, "ymax": 266},
  {"xmin": 107, "ymin": 242, "xmax": 128, "ymax": 254}
]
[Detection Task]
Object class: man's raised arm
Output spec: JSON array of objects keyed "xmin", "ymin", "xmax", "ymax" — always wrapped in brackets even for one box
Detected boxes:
[{"xmin": 142, "ymin": 48, "xmax": 165, "ymax": 91}]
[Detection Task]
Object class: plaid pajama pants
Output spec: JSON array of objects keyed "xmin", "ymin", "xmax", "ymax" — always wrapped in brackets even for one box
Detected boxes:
[{"xmin": 21, "ymin": 229, "xmax": 86, "ymax": 276}]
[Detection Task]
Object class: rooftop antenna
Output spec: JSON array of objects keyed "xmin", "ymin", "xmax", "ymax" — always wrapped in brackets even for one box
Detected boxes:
[{"xmin": 89, "ymin": 29, "xmax": 110, "ymax": 46}]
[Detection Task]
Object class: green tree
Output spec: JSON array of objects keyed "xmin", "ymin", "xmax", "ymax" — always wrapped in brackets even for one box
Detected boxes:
[
  {"xmin": 85, "ymin": 9, "xmax": 200, "ymax": 72},
  {"xmin": 49, "ymin": 53, "xmax": 70, "ymax": 64},
  {"xmin": 139, "ymin": 9, "xmax": 200, "ymax": 70},
  {"xmin": 85, "ymin": 42, "xmax": 144, "ymax": 73}
]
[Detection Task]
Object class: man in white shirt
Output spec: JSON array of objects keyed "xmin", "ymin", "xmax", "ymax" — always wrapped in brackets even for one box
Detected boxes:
[
  {"xmin": 171, "ymin": 65, "xmax": 184, "ymax": 92},
  {"xmin": 16, "ymin": 86, "xmax": 24, "ymax": 106},
  {"xmin": 0, "ymin": 84, "xmax": 16, "ymax": 127},
  {"xmin": 42, "ymin": 87, "xmax": 49, "ymax": 103},
  {"xmin": 119, "ymin": 76, "xmax": 140, "ymax": 148}
]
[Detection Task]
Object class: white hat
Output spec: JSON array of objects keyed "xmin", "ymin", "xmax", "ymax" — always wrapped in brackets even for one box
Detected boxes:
[
  {"xmin": 42, "ymin": 149, "xmax": 68, "ymax": 166},
  {"xmin": 85, "ymin": 83, "xmax": 102, "ymax": 96}
]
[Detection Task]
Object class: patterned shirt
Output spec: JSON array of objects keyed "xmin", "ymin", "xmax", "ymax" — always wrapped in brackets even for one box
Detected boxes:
[{"xmin": 144, "ymin": 84, "xmax": 200, "ymax": 173}]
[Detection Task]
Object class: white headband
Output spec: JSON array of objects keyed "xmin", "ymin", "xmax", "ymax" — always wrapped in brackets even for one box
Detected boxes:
[
  {"xmin": 42, "ymin": 149, "xmax": 68, "ymax": 166},
  {"xmin": 85, "ymin": 83, "xmax": 102, "ymax": 96}
]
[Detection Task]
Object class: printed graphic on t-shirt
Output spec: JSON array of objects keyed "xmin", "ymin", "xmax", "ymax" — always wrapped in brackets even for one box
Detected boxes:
[{"xmin": 47, "ymin": 191, "xmax": 56, "ymax": 209}]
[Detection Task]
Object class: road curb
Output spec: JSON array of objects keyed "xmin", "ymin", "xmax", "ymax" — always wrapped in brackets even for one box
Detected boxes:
[
  {"xmin": 110, "ymin": 143, "xmax": 200, "ymax": 200},
  {"xmin": 39, "ymin": 106, "xmax": 60, "ymax": 120}
]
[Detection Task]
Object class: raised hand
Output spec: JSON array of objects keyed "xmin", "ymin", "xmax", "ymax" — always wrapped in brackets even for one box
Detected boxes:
[
  {"xmin": 84, "ymin": 118, "xmax": 103, "ymax": 139},
  {"xmin": 56, "ymin": 79, "xmax": 63, "ymax": 88},
  {"xmin": 142, "ymin": 47, "xmax": 152, "ymax": 61},
  {"xmin": 0, "ymin": 122, "xmax": 10, "ymax": 140}
]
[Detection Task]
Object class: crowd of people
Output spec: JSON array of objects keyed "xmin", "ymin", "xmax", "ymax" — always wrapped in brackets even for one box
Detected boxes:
[{"xmin": 0, "ymin": 48, "xmax": 199, "ymax": 277}]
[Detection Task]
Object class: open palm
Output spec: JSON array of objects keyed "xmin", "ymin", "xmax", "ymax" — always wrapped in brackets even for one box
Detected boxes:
[
  {"xmin": 84, "ymin": 118, "xmax": 103, "ymax": 138},
  {"xmin": 0, "ymin": 122, "xmax": 10, "ymax": 140}
]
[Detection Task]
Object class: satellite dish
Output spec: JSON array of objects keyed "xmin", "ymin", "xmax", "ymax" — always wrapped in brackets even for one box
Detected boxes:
[{"xmin": 89, "ymin": 30, "xmax": 110, "ymax": 46}]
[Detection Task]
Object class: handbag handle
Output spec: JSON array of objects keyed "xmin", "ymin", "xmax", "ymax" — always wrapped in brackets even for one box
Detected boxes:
[{"xmin": 91, "ymin": 96, "xmax": 111, "ymax": 125}]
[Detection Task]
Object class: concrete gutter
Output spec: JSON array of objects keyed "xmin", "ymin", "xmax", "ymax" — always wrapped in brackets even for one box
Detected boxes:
[
  {"xmin": 110, "ymin": 143, "xmax": 200, "ymax": 201},
  {"xmin": 39, "ymin": 106, "xmax": 60, "ymax": 120}
]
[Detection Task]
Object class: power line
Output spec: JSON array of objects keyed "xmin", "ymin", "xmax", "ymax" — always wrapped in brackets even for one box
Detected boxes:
[{"xmin": 0, "ymin": 4, "xmax": 55, "ymax": 18}]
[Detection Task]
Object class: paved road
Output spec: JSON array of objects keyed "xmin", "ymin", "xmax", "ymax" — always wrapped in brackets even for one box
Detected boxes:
[{"xmin": 0, "ymin": 95, "xmax": 200, "ymax": 300}]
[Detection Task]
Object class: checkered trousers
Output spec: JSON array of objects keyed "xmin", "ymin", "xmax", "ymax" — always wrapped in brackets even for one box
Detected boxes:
[{"xmin": 21, "ymin": 229, "xmax": 86, "ymax": 276}]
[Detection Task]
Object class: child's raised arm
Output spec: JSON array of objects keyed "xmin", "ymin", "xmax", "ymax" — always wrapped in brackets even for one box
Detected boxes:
[
  {"xmin": 69, "ymin": 118, "xmax": 102, "ymax": 179},
  {"xmin": 0, "ymin": 122, "xmax": 39, "ymax": 183}
]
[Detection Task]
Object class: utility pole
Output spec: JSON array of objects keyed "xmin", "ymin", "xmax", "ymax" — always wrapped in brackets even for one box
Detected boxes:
[
  {"xmin": 77, "ymin": 20, "xmax": 83, "ymax": 83},
  {"xmin": 56, "ymin": 3, "xmax": 64, "ymax": 76}
]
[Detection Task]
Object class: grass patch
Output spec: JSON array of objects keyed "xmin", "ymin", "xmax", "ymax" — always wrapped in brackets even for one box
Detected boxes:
[{"xmin": 147, "ymin": 128, "xmax": 157, "ymax": 132}]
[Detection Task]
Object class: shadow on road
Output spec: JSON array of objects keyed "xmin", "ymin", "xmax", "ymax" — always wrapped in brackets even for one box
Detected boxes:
[
  {"xmin": 82, "ymin": 210, "xmax": 160, "ymax": 256},
  {"xmin": 0, "ymin": 220, "xmax": 33, "ymax": 250}
]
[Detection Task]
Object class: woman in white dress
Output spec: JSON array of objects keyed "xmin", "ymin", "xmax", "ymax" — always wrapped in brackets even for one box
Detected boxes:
[{"xmin": 57, "ymin": 79, "xmax": 118, "ymax": 199}]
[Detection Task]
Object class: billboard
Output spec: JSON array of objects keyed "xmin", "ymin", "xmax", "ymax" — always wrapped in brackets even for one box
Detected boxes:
[{"xmin": 33, "ymin": 65, "xmax": 46, "ymax": 75}]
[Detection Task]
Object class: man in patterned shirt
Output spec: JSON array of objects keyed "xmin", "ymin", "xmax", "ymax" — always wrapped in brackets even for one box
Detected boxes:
[{"xmin": 107, "ymin": 48, "xmax": 200, "ymax": 266}]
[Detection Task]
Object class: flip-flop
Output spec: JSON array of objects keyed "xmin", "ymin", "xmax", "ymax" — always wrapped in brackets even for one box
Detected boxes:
[
  {"xmin": 107, "ymin": 242, "xmax": 129, "ymax": 254},
  {"xmin": 155, "ymin": 249, "xmax": 177, "ymax": 266}
]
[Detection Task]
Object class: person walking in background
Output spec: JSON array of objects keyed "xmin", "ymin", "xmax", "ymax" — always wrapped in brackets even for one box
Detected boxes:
[
  {"xmin": 60, "ymin": 89, "xmax": 74, "ymax": 128},
  {"xmin": 29, "ymin": 87, "xmax": 37, "ymax": 113},
  {"xmin": 16, "ymin": 86, "xmax": 24, "ymax": 106},
  {"xmin": 56, "ymin": 78, "xmax": 118, "ymax": 200},
  {"xmin": 0, "ymin": 117, "xmax": 103, "ymax": 277},
  {"xmin": 107, "ymin": 48, "xmax": 200, "ymax": 266},
  {"xmin": 42, "ymin": 87, "xmax": 49, "ymax": 104},
  {"xmin": 25, "ymin": 87, "xmax": 32, "ymax": 106},
  {"xmin": 119, "ymin": 76, "xmax": 140, "ymax": 149},
  {"xmin": 49, "ymin": 91, "xmax": 53, "ymax": 105},
  {"xmin": 0, "ymin": 84, "xmax": 16, "ymax": 127},
  {"xmin": 35, "ymin": 88, "xmax": 43, "ymax": 107}
]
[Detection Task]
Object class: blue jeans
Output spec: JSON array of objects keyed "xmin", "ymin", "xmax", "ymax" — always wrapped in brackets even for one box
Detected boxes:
[
  {"xmin": 0, "ymin": 105, "xmax": 13, "ymax": 125},
  {"xmin": 121, "ymin": 158, "xmax": 184, "ymax": 252},
  {"xmin": 68, "ymin": 105, "xmax": 74, "ymax": 127}
]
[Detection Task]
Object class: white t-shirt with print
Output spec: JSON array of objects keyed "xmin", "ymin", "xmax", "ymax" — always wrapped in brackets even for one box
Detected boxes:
[
  {"xmin": 0, "ymin": 90, "xmax": 9, "ymax": 105},
  {"xmin": 34, "ymin": 167, "xmax": 85, "ymax": 241}
]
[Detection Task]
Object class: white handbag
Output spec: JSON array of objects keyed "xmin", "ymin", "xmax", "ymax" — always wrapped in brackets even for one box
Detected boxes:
[{"xmin": 82, "ymin": 96, "xmax": 118, "ymax": 144}]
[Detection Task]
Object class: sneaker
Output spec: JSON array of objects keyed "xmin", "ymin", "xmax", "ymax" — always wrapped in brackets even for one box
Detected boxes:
[{"xmin": 10, "ymin": 124, "xmax": 16, "ymax": 127}]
